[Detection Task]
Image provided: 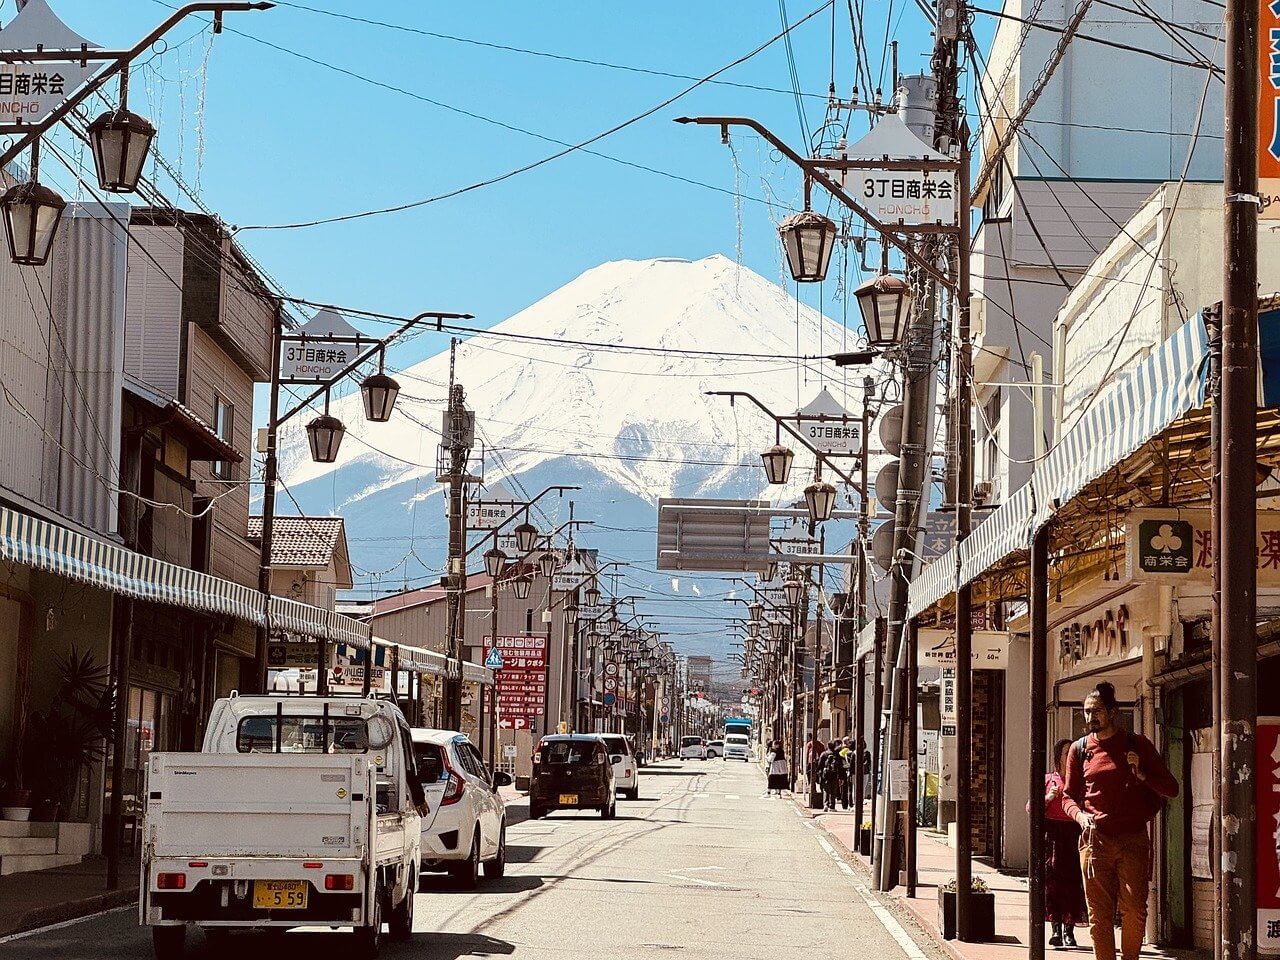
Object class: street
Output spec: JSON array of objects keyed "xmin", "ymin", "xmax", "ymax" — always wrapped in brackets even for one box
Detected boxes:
[{"xmin": 0, "ymin": 760, "xmax": 936, "ymax": 960}]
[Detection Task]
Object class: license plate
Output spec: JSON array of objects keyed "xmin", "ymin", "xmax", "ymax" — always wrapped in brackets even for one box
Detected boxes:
[
  {"xmin": 252, "ymin": 880, "xmax": 309, "ymax": 910},
  {"xmin": 558, "ymin": 793, "xmax": 579, "ymax": 805}
]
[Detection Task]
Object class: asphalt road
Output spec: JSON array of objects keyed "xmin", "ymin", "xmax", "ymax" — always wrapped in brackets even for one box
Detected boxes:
[{"xmin": 0, "ymin": 759, "xmax": 940, "ymax": 960}]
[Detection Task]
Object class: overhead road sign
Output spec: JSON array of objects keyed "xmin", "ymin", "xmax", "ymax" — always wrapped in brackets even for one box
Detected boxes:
[{"xmin": 656, "ymin": 498, "xmax": 773, "ymax": 573}]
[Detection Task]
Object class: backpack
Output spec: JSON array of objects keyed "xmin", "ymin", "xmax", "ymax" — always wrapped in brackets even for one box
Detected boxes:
[{"xmin": 1072, "ymin": 732, "xmax": 1166, "ymax": 822}]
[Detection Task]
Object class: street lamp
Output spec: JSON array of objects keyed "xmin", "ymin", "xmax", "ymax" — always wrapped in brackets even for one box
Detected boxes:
[
  {"xmin": 804, "ymin": 479, "xmax": 838, "ymax": 523},
  {"xmin": 584, "ymin": 582, "xmax": 601, "ymax": 607},
  {"xmin": 769, "ymin": 620, "xmax": 787, "ymax": 642},
  {"xmin": 483, "ymin": 547, "xmax": 507, "ymax": 580},
  {"xmin": 1, "ymin": 155, "xmax": 66, "ymax": 267},
  {"xmin": 748, "ymin": 601, "xmax": 763, "ymax": 622},
  {"xmin": 854, "ymin": 273, "xmax": 914, "ymax": 348},
  {"xmin": 360, "ymin": 371, "xmax": 401, "ymax": 423},
  {"xmin": 761, "ymin": 444, "xmax": 795, "ymax": 485},
  {"xmin": 514, "ymin": 522, "xmax": 538, "ymax": 553},
  {"xmin": 306, "ymin": 406, "xmax": 345, "ymax": 463},
  {"xmin": 87, "ymin": 106, "xmax": 156, "ymax": 194},
  {"xmin": 512, "ymin": 574, "xmax": 532, "ymax": 600},
  {"xmin": 784, "ymin": 578, "xmax": 804, "ymax": 608},
  {"xmin": 566, "ymin": 604, "xmax": 579, "ymax": 627},
  {"xmin": 538, "ymin": 551, "xmax": 560, "ymax": 580},
  {"xmin": 747, "ymin": 621, "xmax": 760, "ymax": 638},
  {"xmin": 778, "ymin": 207, "xmax": 838, "ymax": 283}
]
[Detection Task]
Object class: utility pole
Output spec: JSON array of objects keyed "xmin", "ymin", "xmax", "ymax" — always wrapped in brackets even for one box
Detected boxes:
[
  {"xmin": 254, "ymin": 302, "xmax": 285, "ymax": 691},
  {"xmin": 443, "ymin": 339, "xmax": 472, "ymax": 731},
  {"xmin": 877, "ymin": 0, "xmax": 968, "ymax": 896},
  {"xmin": 1218, "ymin": 0, "xmax": 1258, "ymax": 945}
]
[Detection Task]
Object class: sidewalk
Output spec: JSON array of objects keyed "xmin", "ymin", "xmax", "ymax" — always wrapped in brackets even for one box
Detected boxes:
[
  {"xmin": 0, "ymin": 855, "xmax": 137, "ymax": 939},
  {"xmin": 802, "ymin": 803, "xmax": 1199, "ymax": 960}
]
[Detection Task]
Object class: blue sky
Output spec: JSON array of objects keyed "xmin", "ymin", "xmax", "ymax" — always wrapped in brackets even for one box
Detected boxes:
[{"xmin": 43, "ymin": 0, "xmax": 951, "ymax": 367}]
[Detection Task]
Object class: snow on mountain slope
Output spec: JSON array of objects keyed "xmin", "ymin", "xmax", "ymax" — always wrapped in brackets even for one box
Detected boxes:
[{"xmin": 275, "ymin": 255, "xmax": 875, "ymax": 652}]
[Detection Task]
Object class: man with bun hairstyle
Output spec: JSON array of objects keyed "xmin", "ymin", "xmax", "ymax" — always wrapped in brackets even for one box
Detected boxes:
[{"xmin": 1060, "ymin": 681, "xmax": 1178, "ymax": 960}]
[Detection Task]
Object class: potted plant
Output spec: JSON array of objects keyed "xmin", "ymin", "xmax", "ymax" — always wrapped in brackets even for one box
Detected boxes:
[
  {"xmin": 0, "ymin": 777, "xmax": 33, "ymax": 821},
  {"xmin": 856, "ymin": 821, "xmax": 873, "ymax": 856},
  {"xmin": 938, "ymin": 876, "xmax": 995, "ymax": 941}
]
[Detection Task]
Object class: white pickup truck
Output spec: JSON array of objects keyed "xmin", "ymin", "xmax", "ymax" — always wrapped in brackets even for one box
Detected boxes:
[{"xmin": 140, "ymin": 694, "xmax": 424, "ymax": 959}]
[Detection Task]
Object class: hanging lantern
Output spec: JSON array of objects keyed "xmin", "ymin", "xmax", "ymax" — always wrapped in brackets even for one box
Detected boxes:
[
  {"xmin": 306, "ymin": 413, "xmax": 345, "ymax": 463},
  {"xmin": 565, "ymin": 604, "xmax": 579, "ymax": 627},
  {"xmin": 784, "ymin": 578, "xmax": 804, "ymax": 608},
  {"xmin": 512, "ymin": 574, "xmax": 532, "ymax": 600},
  {"xmin": 748, "ymin": 601, "xmax": 764, "ymax": 622},
  {"xmin": 761, "ymin": 444, "xmax": 795, "ymax": 485},
  {"xmin": 584, "ymin": 582, "xmax": 601, "ymax": 607},
  {"xmin": 769, "ymin": 620, "xmax": 787, "ymax": 642},
  {"xmin": 804, "ymin": 480, "xmax": 838, "ymax": 523},
  {"xmin": 747, "ymin": 621, "xmax": 760, "ymax": 639},
  {"xmin": 1, "ymin": 178, "xmax": 66, "ymax": 267},
  {"xmin": 855, "ymin": 273, "xmax": 914, "ymax": 348},
  {"xmin": 514, "ymin": 522, "xmax": 538, "ymax": 553},
  {"xmin": 778, "ymin": 208, "xmax": 838, "ymax": 283},
  {"xmin": 483, "ymin": 547, "xmax": 507, "ymax": 580},
  {"xmin": 87, "ymin": 107, "xmax": 156, "ymax": 194},
  {"xmin": 538, "ymin": 551, "xmax": 560, "ymax": 580},
  {"xmin": 360, "ymin": 372, "xmax": 400, "ymax": 423}
]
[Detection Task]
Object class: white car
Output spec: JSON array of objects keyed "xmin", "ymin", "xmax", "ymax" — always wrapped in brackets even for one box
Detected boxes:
[
  {"xmin": 411, "ymin": 729, "xmax": 511, "ymax": 889},
  {"xmin": 723, "ymin": 734, "xmax": 751, "ymax": 761},
  {"xmin": 679, "ymin": 736, "xmax": 707, "ymax": 760},
  {"xmin": 706, "ymin": 740, "xmax": 724, "ymax": 759},
  {"xmin": 599, "ymin": 733, "xmax": 639, "ymax": 800}
]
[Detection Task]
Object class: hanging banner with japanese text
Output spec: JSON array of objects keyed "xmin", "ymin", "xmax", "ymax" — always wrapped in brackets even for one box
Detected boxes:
[{"xmin": 488, "ymin": 634, "xmax": 547, "ymax": 728}]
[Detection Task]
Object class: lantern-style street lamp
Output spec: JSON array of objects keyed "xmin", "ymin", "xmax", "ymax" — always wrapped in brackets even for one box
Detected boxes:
[
  {"xmin": 778, "ymin": 206, "xmax": 838, "ymax": 283},
  {"xmin": 769, "ymin": 620, "xmax": 787, "ymax": 642},
  {"xmin": 512, "ymin": 574, "xmax": 532, "ymax": 600},
  {"xmin": 360, "ymin": 371, "xmax": 401, "ymax": 423},
  {"xmin": 514, "ymin": 522, "xmax": 538, "ymax": 553},
  {"xmin": 584, "ymin": 582, "xmax": 601, "ymax": 607},
  {"xmin": 804, "ymin": 479, "xmax": 838, "ymax": 523},
  {"xmin": 748, "ymin": 601, "xmax": 763, "ymax": 622},
  {"xmin": 87, "ymin": 107, "xmax": 156, "ymax": 194},
  {"xmin": 784, "ymin": 578, "xmax": 804, "ymax": 608},
  {"xmin": 306, "ymin": 396, "xmax": 345, "ymax": 463},
  {"xmin": 483, "ymin": 547, "xmax": 507, "ymax": 580},
  {"xmin": 565, "ymin": 604, "xmax": 579, "ymax": 627},
  {"xmin": 1, "ymin": 142, "xmax": 65, "ymax": 267},
  {"xmin": 538, "ymin": 551, "xmax": 559, "ymax": 580},
  {"xmin": 854, "ymin": 273, "xmax": 914, "ymax": 348},
  {"xmin": 761, "ymin": 444, "xmax": 795, "ymax": 485}
]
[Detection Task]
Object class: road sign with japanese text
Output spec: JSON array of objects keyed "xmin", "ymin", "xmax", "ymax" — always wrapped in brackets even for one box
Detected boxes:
[
  {"xmin": 279, "ymin": 308, "xmax": 369, "ymax": 383},
  {"xmin": 0, "ymin": 3, "xmax": 101, "ymax": 132}
]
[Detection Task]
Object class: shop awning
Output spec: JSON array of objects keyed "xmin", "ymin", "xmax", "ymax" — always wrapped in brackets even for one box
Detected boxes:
[
  {"xmin": 908, "ymin": 313, "xmax": 1210, "ymax": 619},
  {"xmin": 0, "ymin": 505, "xmax": 263, "ymax": 624},
  {"xmin": 270, "ymin": 595, "xmax": 372, "ymax": 649}
]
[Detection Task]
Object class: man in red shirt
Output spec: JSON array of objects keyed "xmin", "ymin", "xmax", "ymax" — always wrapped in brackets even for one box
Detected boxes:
[{"xmin": 1061, "ymin": 682, "xmax": 1178, "ymax": 960}]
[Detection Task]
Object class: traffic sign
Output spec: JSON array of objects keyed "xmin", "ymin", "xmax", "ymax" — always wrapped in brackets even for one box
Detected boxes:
[
  {"xmin": 604, "ymin": 662, "xmax": 618, "ymax": 677},
  {"xmin": 603, "ymin": 692, "xmax": 616, "ymax": 707},
  {"xmin": 603, "ymin": 677, "xmax": 617, "ymax": 692},
  {"xmin": 660, "ymin": 714, "xmax": 670, "ymax": 724},
  {"xmin": 484, "ymin": 647, "xmax": 504, "ymax": 670}
]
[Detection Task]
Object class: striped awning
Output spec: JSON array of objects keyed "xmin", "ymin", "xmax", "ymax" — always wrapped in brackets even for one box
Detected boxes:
[
  {"xmin": 269, "ymin": 595, "xmax": 372, "ymax": 649},
  {"xmin": 907, "ymin": 312, "xmax": 1210, "ymax": 618},
  {"xmin": 0, "ymin": 506, "xmax": 263, "ymax": 624}
]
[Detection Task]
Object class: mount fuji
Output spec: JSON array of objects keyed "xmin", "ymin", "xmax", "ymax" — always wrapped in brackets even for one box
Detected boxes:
[{"xmin": 274, "ymin": 254, "xmax": 874, "ymax": 659}]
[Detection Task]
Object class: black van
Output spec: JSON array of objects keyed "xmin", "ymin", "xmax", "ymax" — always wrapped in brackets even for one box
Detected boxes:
[{"xmin": 529, "ymin": 734, "xmax": 617, "ymax": 819}]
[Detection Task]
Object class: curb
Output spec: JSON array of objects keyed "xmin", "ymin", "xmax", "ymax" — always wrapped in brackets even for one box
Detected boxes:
[{"xmin": 2, "ymin": 888, "xmax": 135, "ymax": 940}]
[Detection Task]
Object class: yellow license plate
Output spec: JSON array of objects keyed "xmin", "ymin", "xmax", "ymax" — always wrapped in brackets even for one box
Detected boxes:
[
  {"xmin": 558, "ymin": 793, "xmax": 579, "ymax": 805},
  {"xmin": 252, "ymin": 880, "xmax": 309, "ymax": 910}
]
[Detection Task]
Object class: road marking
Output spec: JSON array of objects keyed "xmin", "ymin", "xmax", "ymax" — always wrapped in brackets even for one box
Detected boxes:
[
  {"xmin": 837, "ymin": 861, "xmax": 856, "ymax": 875},
  {"xmin": 817, "ymin": 835, "xmax": 836, "ymax": 856},
  {"xmin": 667, "ymin": 873, "xmax": 728, "ymax": 887},
  {"xmin": 0, "ymin": 906, "xmax": 131, "ymax": 944},
  {"xmin": 724, "ymin": 794, "xmax": 740, "ymax": 800},
  {"xmin": 852, "ymin": 882, "xmax": 931, "ymax": 960},
  {"xmin": 685, "ymin": 866, "xmax": 726, "ymax": 872}
]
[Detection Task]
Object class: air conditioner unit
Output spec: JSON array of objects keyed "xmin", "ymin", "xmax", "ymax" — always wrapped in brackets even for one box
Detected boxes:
[{"xmin": 973, "ymin": 480, "xmax": 995, "ymax": 505}]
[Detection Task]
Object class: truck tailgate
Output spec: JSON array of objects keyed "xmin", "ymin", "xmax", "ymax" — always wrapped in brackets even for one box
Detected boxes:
[{"xmin": 146, "ymin": 753, "xmax": 371, "ymax": 859}]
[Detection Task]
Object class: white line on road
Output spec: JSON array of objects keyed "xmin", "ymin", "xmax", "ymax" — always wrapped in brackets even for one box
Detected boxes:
[
  {"xmin": 724, "ymin": 794, "xmax": 740, "ymax": 800},
  {"xmin": 667, "ymin": 873, "xmax": 728, "ymax": 887},
  {"xmin": 0, "ymin": 906, "xmax": 131, "ymax": 944},
  {"xmin": 816, "ymin": 836, "xmax": 836, "ymax": 856},
  {"xmin": 852, "ymin": 882, "xmax": 931, "ymax": 960}
]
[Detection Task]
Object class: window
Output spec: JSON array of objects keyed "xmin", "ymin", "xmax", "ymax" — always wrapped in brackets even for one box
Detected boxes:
[
  {"xmin": 538, "ymin": 740, "xmax": 600, "ymax": 766},
  {"xmin": 981, "ymin": 388, "xmax": 1002, "ymax": 498},
  {"xmin": 212, "ymin": 394, "xmax": 235, "ymax": 480},
  {"xmin": 414, "ymin": 742, "xmax": 446, "ymax": 783},
  {"xmin": 600, "ymin": 735, "xmax": 630, "ymax": 756},
  {"xmin": 982, "ymin": 158, "xmax": 1008, "ymax": 222},
  {"xmin": 236, "ymin": 715, "xmax": 368, "ymax": 753}
]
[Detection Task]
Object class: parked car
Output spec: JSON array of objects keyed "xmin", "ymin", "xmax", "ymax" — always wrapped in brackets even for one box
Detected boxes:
[
  {"xmin": 529, "ymin": 735, "xmax": 616, "ymax": 819},
  {"xmin": 410, "ymin": 728, "xmax": 511, "ymax": 889},
  {"xmin": 706, "ymin": 740, "xmax": 724, "ymax": 759},
  {"xmin": 678, "ymin": 736, "xmax": 707, "ymax": 760},
  {"xmin": 723, "ymin": 734, "xmax": 751, "ymax": 761},
  {"xmin": 599, "ymin": 732, "xmax": 639, "ymax": 800}
]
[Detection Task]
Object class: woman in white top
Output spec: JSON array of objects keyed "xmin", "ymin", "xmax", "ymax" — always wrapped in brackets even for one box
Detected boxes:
[{"xmin": 766, "ymin": 742, "xmax": 790, "ymax": 796}]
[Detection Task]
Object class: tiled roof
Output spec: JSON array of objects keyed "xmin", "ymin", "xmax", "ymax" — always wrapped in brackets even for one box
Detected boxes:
[{"xmin": 248, "ymin": 515, "xmax": 346, "ymax": 568}]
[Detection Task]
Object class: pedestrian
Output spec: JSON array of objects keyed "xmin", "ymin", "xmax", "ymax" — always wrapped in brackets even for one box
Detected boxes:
[
  {"xmin": 1033, "ymin": 738, "xmax": 1087, "ymax": 948},
  {"xmin": 767, "ymin": 741, "xmax": 790, "ymax": 796},
  {"xmin": 1061, "ymin": 682, "xmax": 1178, "ymax": 960},
  {"xmin": 839, "ymin": 737, "xmax": 855, "ymax": 809},
  {"xmin": 816, "ymin": 740, "xmax": 842, "ymax": 811}
]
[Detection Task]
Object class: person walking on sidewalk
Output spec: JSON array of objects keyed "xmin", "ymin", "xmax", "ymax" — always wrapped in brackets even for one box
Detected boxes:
[
  {"xmin": 1035, "ymin": 738, "xmax": 1087, "ymax": 948},
  {"xmin": 839, "ymin": 737, "xmax": 855, "ymax": 809},
  {"xmin": 817, "ymin": 740, "xmax": 844, "ymax": 811},
  {"xmin": 767, "ymin": 741, "xmax": 790, "ymax": 796},
  {"xmin": 1061, "ymin": 682, "xmax": 1178, "ymax": 960}
]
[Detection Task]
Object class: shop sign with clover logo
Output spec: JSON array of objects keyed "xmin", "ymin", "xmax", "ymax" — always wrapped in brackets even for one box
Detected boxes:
[{"xmin": 1137, "ymin": 519, "xmax": 1193, "ymax": 573}]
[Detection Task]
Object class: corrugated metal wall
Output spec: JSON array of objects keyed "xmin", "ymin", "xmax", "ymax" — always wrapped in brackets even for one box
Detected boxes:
[
  {"xmin": 0, "ymin": 242, "xmax": 51, "ymax": 508},
  {"xmin": 123, "ymin": 225, "xmax": 184, "ymax": 398}
]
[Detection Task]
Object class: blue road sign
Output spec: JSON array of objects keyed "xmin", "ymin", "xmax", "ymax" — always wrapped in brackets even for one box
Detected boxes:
[
  {"xmin": 484, "ymin": 647, "xmax": 504, "ymax": 670},
  {"xmin": 603, "ymin": 692, "xmax": 616, "ymax": 707}
]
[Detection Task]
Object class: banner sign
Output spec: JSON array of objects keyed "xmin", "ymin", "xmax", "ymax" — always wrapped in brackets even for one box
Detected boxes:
[
  {"xmin": 940, "ymin": 667, "xmax": 956, "ymax": 723},
  {"xmin": 918, "ymin": 629, "xmax": 1010, "ymax": 670},
  {"xmin": 267, "ymin": 641, "xmax": 321, "ymax": 669},
  {"xmin": 855, "ymin": 169, "xmax": 958, "ymax": 228},
  {"xmin": 0, "ymin": 4, "xmax": 101, "ymax": 131},
  {"xmin": 279, "ymin": 308, "xmax": 369, "ymax": 384},
  {"xmin": 467, "ymin": 499, "xmax": 521, "ymax": 530},
  {"xmin": 793, "ymin": 388, "xmax": 861, "ymax": 455},
  {"xmin": 489, "ymin": 634, "xmax": 547, "ymax": 723},
  {"xmin": 1262, "ymin": 0, "xmax": 1280, "ymax": 219},
  {"xmin": 1258, "ymin": 717, "xmax": 1280, "ymax": 953},
  {"xmin": 1125, "ymin": 508, "xmax": 1280, "ymax": 585}
]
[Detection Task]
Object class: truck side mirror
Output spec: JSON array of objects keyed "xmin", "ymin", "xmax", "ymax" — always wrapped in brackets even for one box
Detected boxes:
[{"xmin": 492, "ymin": 771, "xmax": 512, "ymax": 788}]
